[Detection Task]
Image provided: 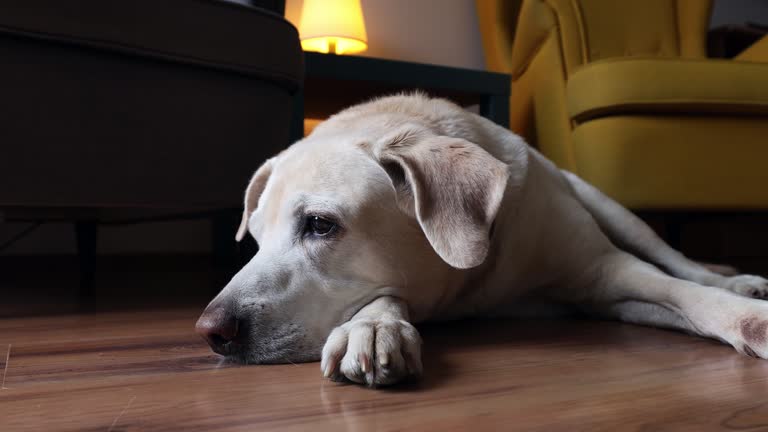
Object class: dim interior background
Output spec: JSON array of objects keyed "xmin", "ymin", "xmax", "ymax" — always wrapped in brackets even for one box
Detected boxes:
[{"xmin": 2, "ymin": 0, "xmax": 768, "ymax": 306}]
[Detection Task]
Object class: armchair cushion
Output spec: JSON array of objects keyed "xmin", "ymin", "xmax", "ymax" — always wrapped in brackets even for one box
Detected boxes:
[
  {"xmin": 572, "ymin": 115, "xmax": 768, "ymax": 209},
  {"xmin": 568, "ymin": 58, "xmax": 768, "ymax": 122}
]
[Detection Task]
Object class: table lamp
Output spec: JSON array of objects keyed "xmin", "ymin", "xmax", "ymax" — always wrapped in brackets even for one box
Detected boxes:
[{"xmin": 298, "ymin": 0, "xmax": 368, "ymax": 55}]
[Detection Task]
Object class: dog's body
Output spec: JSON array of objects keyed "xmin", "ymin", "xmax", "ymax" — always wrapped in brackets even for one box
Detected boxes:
[{"xmin": 196, "ymin": 94, "xmax": 768, "ymax": 386}]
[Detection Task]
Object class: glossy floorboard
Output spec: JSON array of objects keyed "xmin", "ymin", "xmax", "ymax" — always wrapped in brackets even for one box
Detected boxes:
[{"xmin": 2, "ymin": 308, "xmax": 768, "ymax": 431}]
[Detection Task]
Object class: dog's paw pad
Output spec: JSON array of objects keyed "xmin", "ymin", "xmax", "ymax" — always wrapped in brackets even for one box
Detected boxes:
[
  {"xmin": 723, "ymin": 275, "xmax": 768, "ymax": 299},
  {"xmin": 320, "ymin": 318, "xmax": 422, "ymax": 387}
]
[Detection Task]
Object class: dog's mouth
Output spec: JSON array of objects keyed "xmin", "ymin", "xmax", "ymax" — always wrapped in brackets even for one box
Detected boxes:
[
  {"xmin": 217, "ymin": 344, "xmax": 320, "ymax": 365},
  {"xmin": 202, "ymin": 324, "xmax": 319, "ymax": 365}
]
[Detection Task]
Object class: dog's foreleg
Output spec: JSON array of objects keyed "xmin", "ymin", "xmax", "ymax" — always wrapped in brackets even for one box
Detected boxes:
[
  {"xmin": 320, "ymin": 296, "xmax": 422, "ymax": 387},
  {"xmin": 583, "ymin": 252, "xmax": 768, "ymax": 358},
  {"xmin": 562, "ymin": 170, "xmax": 768, "ymax": 298}
]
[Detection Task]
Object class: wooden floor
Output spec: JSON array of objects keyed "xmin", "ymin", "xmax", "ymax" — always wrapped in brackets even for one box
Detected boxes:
[{"xmin": 3, "ymin": 307, "xmax": 768, "ymax": 431}]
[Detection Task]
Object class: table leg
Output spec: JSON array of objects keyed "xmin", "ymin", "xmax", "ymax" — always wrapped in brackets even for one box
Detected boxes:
[
  {"xmin": 74, "ymin": 221, "xmax": 98, "ymax": 297},
  {"xmin": 480, "ymin": 93, "xmax": 510, "ymax": 129}
]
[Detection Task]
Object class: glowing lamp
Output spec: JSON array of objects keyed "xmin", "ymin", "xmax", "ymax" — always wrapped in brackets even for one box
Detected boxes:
[{"xmin": 298, "ymin": 0, "xmax": 368, "ymax": 55}]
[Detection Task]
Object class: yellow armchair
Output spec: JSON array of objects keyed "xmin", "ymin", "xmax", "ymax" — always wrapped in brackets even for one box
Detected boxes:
[{"xmin": 477, "ymin": 0, "xmax": 768, "ymax": 209}]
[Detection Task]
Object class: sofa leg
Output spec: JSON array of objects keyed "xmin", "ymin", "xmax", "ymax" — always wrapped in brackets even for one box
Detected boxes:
[
  {"xmin": 211, "ymin": 211, "xmax": 241, "ymax": 294},
  {"xmin": 75, "ymin": 221, "xmax": 98, "ymax": 298},
  {"xmin": 237, "ymin": 235, "xmax": 258, "ymax": 266},
  {"xmin": 666, "ymin": 214, "xmax": 685, "ymax": 251}
]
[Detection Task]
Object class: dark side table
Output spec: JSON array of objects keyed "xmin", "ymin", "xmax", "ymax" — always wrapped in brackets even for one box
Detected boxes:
[{"xmin": 291, "ymin": 52, "xmax": 511, "ymax": 141}]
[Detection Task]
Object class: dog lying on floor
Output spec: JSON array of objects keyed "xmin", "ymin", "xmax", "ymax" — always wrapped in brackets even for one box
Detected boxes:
[{"xmin": 196, "ymin": 94, "xmax": 768, "ymax": 386}]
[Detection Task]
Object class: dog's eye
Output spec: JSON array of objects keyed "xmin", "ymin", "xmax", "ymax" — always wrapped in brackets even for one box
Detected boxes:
[{"xmin": 306, "ymin": 216, "xmax": 336, "ymax": 236}]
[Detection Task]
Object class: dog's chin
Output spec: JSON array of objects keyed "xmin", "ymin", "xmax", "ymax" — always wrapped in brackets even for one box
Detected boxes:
[{"xmin": 216, "ymin": 342, "xmax": 321, "ymax": 365}]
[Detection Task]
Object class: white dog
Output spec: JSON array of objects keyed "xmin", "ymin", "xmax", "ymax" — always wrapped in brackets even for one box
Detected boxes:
[{"xmin": 196, "ymin": 94, "xmax": 768, "ymax": 386}]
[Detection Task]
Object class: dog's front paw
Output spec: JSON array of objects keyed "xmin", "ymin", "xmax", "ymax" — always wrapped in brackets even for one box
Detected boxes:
[
  {"xmin": 722, "ymin": 275, "xmax": 768, "ymax": 299},
  {"xmin": 320, "ymin": 318, "xmax": 423, "ymax": 387}
]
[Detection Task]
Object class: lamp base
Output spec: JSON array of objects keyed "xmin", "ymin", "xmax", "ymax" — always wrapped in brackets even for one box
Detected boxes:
[{"xmin": 300, "ymin": 37, "xmax": 367, "ymax": 55}]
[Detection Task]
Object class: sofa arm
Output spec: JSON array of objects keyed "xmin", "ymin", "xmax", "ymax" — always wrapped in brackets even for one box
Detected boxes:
[{"xmin": 735, "ymin": 34, "xmax": 768, "ymax": 63}]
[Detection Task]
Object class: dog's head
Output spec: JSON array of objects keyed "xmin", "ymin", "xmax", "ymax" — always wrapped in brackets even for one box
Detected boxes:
[{"xmin": 195, "ymin": 97, "xmax": 512, "ymax": 363}]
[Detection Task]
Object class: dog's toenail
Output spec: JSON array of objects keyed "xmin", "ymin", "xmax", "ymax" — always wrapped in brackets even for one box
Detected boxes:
[
  {"xmin": 358, "ymin": 353, "xmax": 370, "ymax": 373},
  {"xmin": 378, "ymin": 353, "xmax": 390, "ymax": 367},
  {"xmin": 744, "ymin": 345, "xmax": 760, "ymax": 358}
]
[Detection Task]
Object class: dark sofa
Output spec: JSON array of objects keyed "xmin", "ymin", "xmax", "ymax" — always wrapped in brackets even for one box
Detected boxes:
[{"xmin": 0, "ymin": 0, "xmax": 303, "ymax": 292}]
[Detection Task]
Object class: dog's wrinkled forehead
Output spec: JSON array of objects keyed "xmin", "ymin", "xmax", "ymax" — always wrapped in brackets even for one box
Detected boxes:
[{"xmin": 249, "ymin": 135, "xmax": 394, "ymax": 235}]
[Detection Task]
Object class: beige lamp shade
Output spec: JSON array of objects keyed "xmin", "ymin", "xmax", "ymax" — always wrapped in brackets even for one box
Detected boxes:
[{"xmin": 298, "ymin": 0, "xmax": 368, "ymax": 55}]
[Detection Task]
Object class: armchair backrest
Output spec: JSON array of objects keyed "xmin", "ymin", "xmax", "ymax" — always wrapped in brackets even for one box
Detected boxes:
[{"xmin": 480, "ymin": 0, "xmax": 711, "ymax": 78}]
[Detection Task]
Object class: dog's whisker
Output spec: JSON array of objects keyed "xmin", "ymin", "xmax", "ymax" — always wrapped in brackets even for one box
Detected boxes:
[
  {"xmin": 1, "ymin": 344, "xmax": 10, "ymax": 390},
  {"xmin": 215, "ymin": 357, "xmax": 229, "ymax": 369},
  {"xmin": 107, "ymin": 395, "xmax": 136, "ymax": 432}
]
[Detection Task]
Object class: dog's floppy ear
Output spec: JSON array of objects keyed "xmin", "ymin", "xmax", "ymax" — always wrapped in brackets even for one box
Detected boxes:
[
  {"xmin": 235, "ymin": 158, "xmax": 275, "ymax": 241},
  {"xmin": 376, "ymin": 136, "xmax": 510, "ymax": 269}
]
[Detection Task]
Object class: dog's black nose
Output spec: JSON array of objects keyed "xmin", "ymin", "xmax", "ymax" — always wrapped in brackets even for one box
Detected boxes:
[{"xmin": 195, "ymin": 305, "xmax": 239, "ymax": 355}]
